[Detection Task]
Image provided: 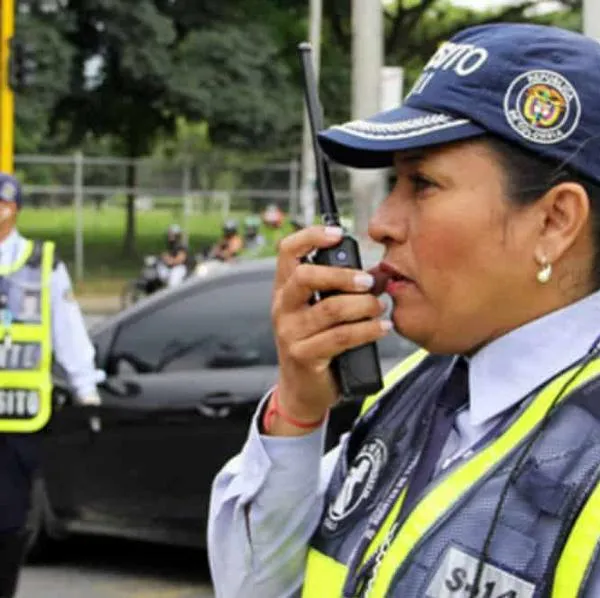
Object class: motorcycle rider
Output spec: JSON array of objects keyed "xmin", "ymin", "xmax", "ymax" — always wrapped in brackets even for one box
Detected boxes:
[
  {"xmin": 209, "ymin": 220, "xmax": 244, "ymax": 262},
  {"xmin": 243, "ymin": 216, "xmax": 266, "ymax": 257},
  {"xmin": 158, "ymin": 224, "xmax": 189, "ymax": 288}
]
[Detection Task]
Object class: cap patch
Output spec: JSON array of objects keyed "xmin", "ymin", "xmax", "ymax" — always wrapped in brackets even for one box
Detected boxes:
[
  {"xmin": 0, "ymin": 181, "xmax": 17, "ymax": 202},
  {"xmin": 503, "ymin": 70, "xmax": 581, "ymax": 145}
]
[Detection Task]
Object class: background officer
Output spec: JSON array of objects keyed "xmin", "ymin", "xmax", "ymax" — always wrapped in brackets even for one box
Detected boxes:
[{"xmin": 0, "ymin": 173, "xmax": 105, "ymax": 597}]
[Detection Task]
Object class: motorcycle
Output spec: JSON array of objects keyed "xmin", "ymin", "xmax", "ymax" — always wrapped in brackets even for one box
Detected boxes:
[{"xmin": 121, "ymin": 255, "xmax": 166, "ymax": 309}]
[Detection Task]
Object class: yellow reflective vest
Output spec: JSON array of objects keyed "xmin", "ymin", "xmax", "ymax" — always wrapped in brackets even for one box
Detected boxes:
[
  {"xmin": 0, "ymin": 240, "xmax": 54, "ymax": 433},
  {"xmin": 303, "ymin": 349, "xmax": 600, "ymax": 598}
]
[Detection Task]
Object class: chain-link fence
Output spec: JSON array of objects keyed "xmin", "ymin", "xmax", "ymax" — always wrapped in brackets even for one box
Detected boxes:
[{"xmin": 13, "ymin": 153, "xmax": 354, "ymax": 281}]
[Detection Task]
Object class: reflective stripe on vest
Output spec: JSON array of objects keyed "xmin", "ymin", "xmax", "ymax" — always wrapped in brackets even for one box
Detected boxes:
[
  {"xmin": 303, "ymin": 349, "xmax": 428, "ymax": 598},
  {"xmin": 303, "ymin": 355, "xmax": 600, "ymax": 598},
  {"xmin": 553, "ymin": 476, "xmax": 600, "ymax": 597},
  {"xmin": 0, "ymin": 240, "xmax": 34, "ymax": 276},
  {"xmin": 360, "ymin": 348, "xmax": 429, "ymax": 416},
  {"xmin": 0, "ymin": 240, "xmax": 54, "ymax": 433}
]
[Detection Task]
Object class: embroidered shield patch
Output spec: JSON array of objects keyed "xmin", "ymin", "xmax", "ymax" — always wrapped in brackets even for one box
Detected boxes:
[{"xmin": 323, "ymin": 438, "xmax": 388, "ymax": 533}]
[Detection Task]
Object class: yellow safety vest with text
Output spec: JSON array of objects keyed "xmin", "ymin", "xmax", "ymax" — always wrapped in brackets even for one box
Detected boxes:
[
  {"xmin": 302, "ymin": 350, "xmax": 600, "ymax": 598},
  {"xmin": 0, "ymin": 240, "xmax": 54, "ymax": 433}
]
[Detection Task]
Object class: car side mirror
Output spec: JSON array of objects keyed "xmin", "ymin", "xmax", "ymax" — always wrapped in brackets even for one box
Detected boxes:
[{"xmin": 207, "ymin": 347, "xmax": 261, "ymax": 369}]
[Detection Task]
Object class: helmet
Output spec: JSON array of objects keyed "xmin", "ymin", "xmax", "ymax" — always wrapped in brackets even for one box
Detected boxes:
[
  {"xmin": 244, "ymin": 215, "xmax": 260, "ymax": 232},
  {"xmin": 223, "ymin": 219, "xmax": 239, "ymax": 235},
  {"xmin": 262, "ymin": 203, "xmax": 284, "ymax": 229},
  {"xmin": 168, "ymin": 224, "xmax": 182, "ymax": 237}
]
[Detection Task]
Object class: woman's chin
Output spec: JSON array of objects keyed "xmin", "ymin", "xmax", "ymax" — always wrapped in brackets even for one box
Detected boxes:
[
  {"xmin": 390, "ymin": 306, "xmax": 449, "ymax": 354},
  {"xmin": 390, "ymin": 308, "xmax": 428, "ymax": 345}
]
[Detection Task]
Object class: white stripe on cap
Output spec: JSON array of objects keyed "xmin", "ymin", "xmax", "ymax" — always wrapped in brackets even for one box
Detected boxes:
[{"xmin": 331, "ymin": 114, "xmax": 471, "ymax": 141}]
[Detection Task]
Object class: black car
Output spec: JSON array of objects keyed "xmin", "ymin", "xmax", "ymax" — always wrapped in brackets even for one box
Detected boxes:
[{"xmin": 27, "ymin": 257, "xmax": 416, "ymax": 556}]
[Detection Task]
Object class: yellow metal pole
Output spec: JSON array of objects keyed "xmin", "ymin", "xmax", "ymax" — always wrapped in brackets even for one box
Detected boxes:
[{"xmin": 0, "ymin": 0, "xmax": 14, "ymax": 174}]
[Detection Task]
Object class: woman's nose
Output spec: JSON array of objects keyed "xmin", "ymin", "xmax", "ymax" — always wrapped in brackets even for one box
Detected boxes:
[{"xmin": 368, "ymin": 193, "xmax": 407, "ymax": 245}]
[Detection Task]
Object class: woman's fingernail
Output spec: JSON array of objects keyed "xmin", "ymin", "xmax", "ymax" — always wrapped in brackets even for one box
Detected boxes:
[
  {"xmin": 324, "ymin": 226, "xmax": 343, "ymax": 238},
  {"xmin": 378, "ymin": 298, "xmax": 387, "ymax": 311},
  {"xmin": 354, "ymin": 273, "xmax": 375, "ymax": 290},
  {"xmin": 380, "ymin": 320, "xmax": 393, "ymax": 332}
]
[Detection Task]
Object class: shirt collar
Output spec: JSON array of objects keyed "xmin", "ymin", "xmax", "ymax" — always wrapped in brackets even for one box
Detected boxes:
[
  {"xmin": 0, "ymin": 228, "xmax": 21, "ymax": 250},
  {"xmin": 468, "ymin": 289, "xmax": 600, "ymax": 427},
  {"xmin": 0, "ymin": 229, "xmax": 21, "ymax": 264}
]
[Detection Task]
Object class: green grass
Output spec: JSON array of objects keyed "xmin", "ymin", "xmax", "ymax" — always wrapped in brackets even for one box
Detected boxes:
[{"xmin": 17, "ymin": 206, "xmax": 285, "ymax": 296}]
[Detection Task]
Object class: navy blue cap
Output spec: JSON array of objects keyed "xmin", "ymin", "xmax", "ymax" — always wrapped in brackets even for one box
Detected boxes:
[
  {"xmin": 318, "ymin": 24, "xmax": 600, "ymax": 184},
  {"xmin": 0, "ymin": 174, "xmax": 22, "ymax": 209}
]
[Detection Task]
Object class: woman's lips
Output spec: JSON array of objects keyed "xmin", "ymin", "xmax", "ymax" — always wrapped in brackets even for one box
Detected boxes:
[
  {"xmin": 385, "ymin": 277, "xmax": 415, "ymax": 295},
  {"xmin": 367, "ymin": 265, "xmax": 391, "ymax": 296},
  {"xmin": 368, "ymin": 262, "xmax": 416, "ymax": 296}
]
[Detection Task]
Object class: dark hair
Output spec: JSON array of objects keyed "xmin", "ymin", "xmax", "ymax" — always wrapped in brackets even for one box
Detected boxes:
[{"xmin": 485, "ymin": 135, "xmax": 600, "ymax": 290}]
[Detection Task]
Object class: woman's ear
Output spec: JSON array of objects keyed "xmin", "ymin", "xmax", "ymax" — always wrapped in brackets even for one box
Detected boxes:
[{"xmin": 535, "ymin": 182, "xmax": 591, "ymax": 263}]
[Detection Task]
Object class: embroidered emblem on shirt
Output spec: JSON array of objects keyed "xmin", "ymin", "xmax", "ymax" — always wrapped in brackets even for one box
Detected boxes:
[
  {"xmin": 426, "ymin": 545, "xmax": 535, "ymax": 598},
  {"xmin": 324, "ymin": 438, "xmax": 388, "ymax": 532}
]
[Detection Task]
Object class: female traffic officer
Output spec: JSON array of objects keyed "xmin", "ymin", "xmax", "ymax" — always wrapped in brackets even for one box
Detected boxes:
[{"xmin": 208, "ymin": 23, "xmax": 600, "ymax": 598}]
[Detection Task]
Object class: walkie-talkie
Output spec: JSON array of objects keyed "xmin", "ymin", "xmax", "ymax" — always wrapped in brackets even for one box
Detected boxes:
[{"xmin": 298, "ymin": 42, "xmax": 384, "ymax": 399}]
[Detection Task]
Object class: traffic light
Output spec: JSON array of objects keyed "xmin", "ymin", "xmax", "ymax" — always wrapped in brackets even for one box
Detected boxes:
[
  {"xmin": 9, "ymin": 38, "xmax": 36, "ymax": 91},
  {"xmin": 0, "ymin": 0, "xmax": 15, "ymax": 173}
]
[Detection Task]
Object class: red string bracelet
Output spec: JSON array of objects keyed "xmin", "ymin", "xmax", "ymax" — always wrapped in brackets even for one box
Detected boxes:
[{"xmin": 262, "ymin": 385, "xmax": 327, "ymax": 433}]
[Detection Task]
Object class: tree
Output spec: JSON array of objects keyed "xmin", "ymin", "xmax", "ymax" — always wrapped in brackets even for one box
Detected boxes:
[
  {"xmin": 322, "ymin": 0, "xmax": 582, "ymax": 97},
  {"xmin": 50, "ymin": 0, "xmax": 302, "ymax": 254},
  {"xmin": 14, "ymin": 0, "xmax": 583, "ymax": 250},
  {"xmin": 14, "ymin": 2, "xmax": 74, "ymax": 154},
  {"xmin": 168, "ymin": 23, "xmax": 299, "ymax": 151},
  {"xmin": 49, "ymin": 0, "xmax": 177, "ymax": 254}
]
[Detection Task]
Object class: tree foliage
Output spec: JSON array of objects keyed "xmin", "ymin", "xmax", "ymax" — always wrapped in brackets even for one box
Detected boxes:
[
  {"xmin": 12, "ymin": 0, "xmax": 582, "ymax": 251},
  {"xmin": 15, "ymin": 0, "xmax": 584, "ymax": 155}
]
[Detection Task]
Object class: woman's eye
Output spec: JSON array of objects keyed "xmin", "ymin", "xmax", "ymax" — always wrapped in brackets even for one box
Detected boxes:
[{"xmin": 409, "ymin": 174, "xmax": 436, "ymax": 195}]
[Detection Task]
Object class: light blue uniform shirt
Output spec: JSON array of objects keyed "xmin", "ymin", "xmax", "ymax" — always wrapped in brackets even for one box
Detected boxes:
[
  {"xmin": 0, "ymin": 229, "xmax": 104, "ymax": 400},
  {"xmin": 208, "ymin": 290, "xmax": 600, "ymax": 598}
]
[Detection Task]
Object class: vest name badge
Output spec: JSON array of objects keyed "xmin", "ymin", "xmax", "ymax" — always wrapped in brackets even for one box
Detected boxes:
[
  {"xmin": 0, "ymin": 389, "xmax": 40, "ymax": 418},
  {"xmin": 0, "ymin": 342, "xmax": 41, "ymax": 370},
  {"xmin": 426, "ymin": 545, "xmax": 535, "ymax": 598}
]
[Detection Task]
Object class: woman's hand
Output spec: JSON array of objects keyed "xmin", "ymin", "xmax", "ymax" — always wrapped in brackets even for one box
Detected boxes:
[{"xmin": 271, "ymin": 226, "xmax": 391, "ymax": 433}]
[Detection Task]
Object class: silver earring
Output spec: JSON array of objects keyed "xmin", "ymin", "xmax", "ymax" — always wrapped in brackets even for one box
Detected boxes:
[{"xmin": 537, "ymin": 259, "xmax": 552, "ymax": 284}]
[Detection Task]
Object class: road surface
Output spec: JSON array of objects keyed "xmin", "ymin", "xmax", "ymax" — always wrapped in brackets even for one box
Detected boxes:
[{"xmin": 18, "ymin": 536, "xmax": 215, "ymax": 598}]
